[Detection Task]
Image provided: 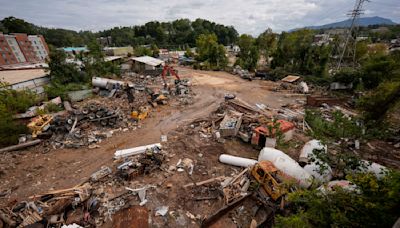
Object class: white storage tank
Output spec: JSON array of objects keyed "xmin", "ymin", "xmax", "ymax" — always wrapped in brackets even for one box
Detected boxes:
[{"xmin": 258, "ymin": 147, "xmax": 312, "ymax": 188}]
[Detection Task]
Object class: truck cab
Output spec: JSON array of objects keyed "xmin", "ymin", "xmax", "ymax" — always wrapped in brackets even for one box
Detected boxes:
[{"xmin": 251, "ymin": 161, "xmax": 286, "ymax": 201}]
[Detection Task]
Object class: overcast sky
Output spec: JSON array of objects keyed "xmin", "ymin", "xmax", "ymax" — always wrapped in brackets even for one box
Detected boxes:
[{"xmin": 0, "ymin": 0, "xmax": 399, "ymax": 35}]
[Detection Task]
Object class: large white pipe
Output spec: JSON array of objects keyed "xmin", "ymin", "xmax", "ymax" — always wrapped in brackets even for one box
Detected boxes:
[
  {"xmin": 258, "ymin": 147, "xmax": 312, "ymax": 188},
  {"xmin": 219, "ymin": 154, "xmax": 258, "ymax": 167}
]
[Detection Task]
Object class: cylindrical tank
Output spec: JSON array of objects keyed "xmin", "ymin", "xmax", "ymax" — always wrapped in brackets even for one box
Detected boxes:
[
  {"xmin": 299, "ymin": 140, "xmax": 332, "ymax": 183},
  {"xmin": 299, "ymin": 140, "xmax": 327, "ymax": 164},
  {"xmin": 258, "ymin": 147, "xmax": 312, "ymax": 188},
  {"xmin": 219, "ymin": 154, "xmax": 257, "ymax": 167},
  {"xmin": 92, "ymin": 77, "xmax": 125, "ymax": 89},
  {"xmin": 304, "ymin": 163, "xmax": 333, "ymax": 183}
]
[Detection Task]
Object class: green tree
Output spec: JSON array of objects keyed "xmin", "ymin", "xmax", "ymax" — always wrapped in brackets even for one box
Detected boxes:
[
  {"xmin": 272, "ymin": 29, "xmax": 330, "ymax": 77},
  {"xmin": 236, "ymin": 34, "xmax": 259, "ymax": 71},
  {"xmin": 195, "ymin": 34, "xmax": 227, "ymax": 70},
  {"xmin": 1, "ymin": 16, "xmax": 36, "ymax": 34},
  {"xmin": 135, "ymin": 46, "xmax": 153, "ymax": 56},
  {"xmin": 257, "ymin": 28, "xmax": 277, "ymax": 61},
  {"xmin": 48, "ymin": 48, "xmax": 83, "ymax": 84}
]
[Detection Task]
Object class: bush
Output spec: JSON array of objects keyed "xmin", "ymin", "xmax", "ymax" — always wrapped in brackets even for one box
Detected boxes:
[
  {"xmin": 305, "ymin": 109, "xmax": 364, "ymax": 141},
  {"xmin": 45, "ymin": 82, "xmax": 89, "ymax": 101},
  {"xmin": 276, "ymin": 171, "xmax": 400, "ymax": 228},
  {"xmin": 0, "ymin": 103, "xmax": 29, "ymax": 147},
  {"xmin": 0, "ymin": 87, "xmax": 37, "ymax": 147},
  {"xmin": 333, "ymin": 67, "xmax": 359, "ymax": 85},
  {"xmin": 357, "ymin": 81, "xmax": 400, "ymax": 120},
  {"xmin": 0, "ymin": 85, "xmax": 39, "ymax": 113}
]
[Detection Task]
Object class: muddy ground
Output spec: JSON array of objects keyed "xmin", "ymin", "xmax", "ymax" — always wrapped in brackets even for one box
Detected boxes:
[{"xmin": 0, "ymin": 67, "xmax": 398, "ymax": 227}]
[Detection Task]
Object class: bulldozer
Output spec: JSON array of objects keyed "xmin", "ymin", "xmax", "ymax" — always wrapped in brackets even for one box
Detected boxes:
[{"xmin": 27, "ymin": 114, "xmax": 53, "ymax": 138}]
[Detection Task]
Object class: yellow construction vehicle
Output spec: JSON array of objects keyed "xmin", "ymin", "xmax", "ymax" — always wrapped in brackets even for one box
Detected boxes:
[
  {"xmin": 131, "ymin": 106, "xmax": 149, "ymax": 121},
  {"xmin": 27, "ymin": 114, "xmax": 53, "ymax": 138},
  {"xmin": 250, "ymin": 161, "xmax": 287, "ymax": 201}
]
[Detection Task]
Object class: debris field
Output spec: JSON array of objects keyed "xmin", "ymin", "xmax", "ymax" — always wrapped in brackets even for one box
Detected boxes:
[{"xmin": 0, "ymin": 67, "xmax": 399, "ymax": 228}]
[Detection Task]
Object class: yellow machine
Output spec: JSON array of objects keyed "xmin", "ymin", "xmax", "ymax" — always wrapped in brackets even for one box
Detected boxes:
[
  {"xmin": 27, "ymin": 114, "xmax": 53, "ymax": 138},
  {"xmin": 251, "ymin": 161, "xmax": 287, "ymax": 201},
  {"xmin": 131, "ymin": 106, "xmax": 149, "ymax": 121}
]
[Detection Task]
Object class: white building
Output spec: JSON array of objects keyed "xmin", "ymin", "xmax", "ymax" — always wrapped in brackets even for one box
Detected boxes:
[
  {"xmin": 4, "ymin": 35, "xmax": 26, "ymax": 63},
  {"xmin": 28, "ymin": 35, "xmax": 49, "ymax": 61}
]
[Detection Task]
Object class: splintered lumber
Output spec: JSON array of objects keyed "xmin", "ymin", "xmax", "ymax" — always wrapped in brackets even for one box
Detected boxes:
[
  {"xmin": 183, "ymin": 176, "xmax": 226, "ymax": 188},
  {"xmin": 201, "ymin": 193, "xmax": 252, "ymax": 228},
  {"xmin": 0, "ymin": 139, "xmax": 41, "ymax": 153},
  {"xmin": 0, "ymin": 210, "xmax": 16, "ymax": 227},
  {"xmin": 29, "ymin": 183, "xmax": 91, "ymax": 199},
  {"xmin": 228, "ymin": 167, "xmax": 249, "ymax": 186}
]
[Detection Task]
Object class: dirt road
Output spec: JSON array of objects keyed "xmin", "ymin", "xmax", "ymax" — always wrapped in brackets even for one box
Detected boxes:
[{"xmin": 0, "ymin": 67, "xmax": 301, "ymax": 205}]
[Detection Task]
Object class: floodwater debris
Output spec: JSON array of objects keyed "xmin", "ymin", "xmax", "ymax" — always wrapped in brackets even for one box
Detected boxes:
[{"xmin": 155, "ymin": 206, "xmax": 169, "ymax": 216}]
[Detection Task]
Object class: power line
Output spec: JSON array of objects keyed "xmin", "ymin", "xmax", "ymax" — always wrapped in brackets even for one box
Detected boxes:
[{"xmin": 337, "ymin": 0, "xmax": 370, "ymax": 70}]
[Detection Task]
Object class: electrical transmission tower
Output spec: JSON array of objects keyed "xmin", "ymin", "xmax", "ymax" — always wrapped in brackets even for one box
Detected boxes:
[{"xmin": 336, "ymin": 0, "xmax": 369, "ymax": 70}]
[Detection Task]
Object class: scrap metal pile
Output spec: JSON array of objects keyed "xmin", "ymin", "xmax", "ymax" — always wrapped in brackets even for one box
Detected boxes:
[
  {"xmin": 48, "ymin": 102, "xmax": 126, "ymax": 149},
  {"xmin": 0, "ymin": 146, "xmax": 165, "ymax": 227}
]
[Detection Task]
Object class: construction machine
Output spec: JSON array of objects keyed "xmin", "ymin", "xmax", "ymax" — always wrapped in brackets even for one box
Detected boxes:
[
  {"xmin": 160, "ymin": 65, "xmax": 181, "ymax": 89},
  {"xmin": 27, "ymin": 114, "xmax": 53, "ymax": 138}
]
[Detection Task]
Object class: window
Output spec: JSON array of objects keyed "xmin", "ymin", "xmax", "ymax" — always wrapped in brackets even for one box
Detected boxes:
[
  {"xmin": 1, "ymin": 53, "xmax": 6, "ymax": 59},
  {"xmin": 256, "ymin": 167, "xmax": 265, "ymax": 178}
]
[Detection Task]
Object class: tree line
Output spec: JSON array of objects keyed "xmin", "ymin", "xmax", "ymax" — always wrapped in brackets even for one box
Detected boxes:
[{"xmin": 0, "ymin": 17, "xmax": 238, "ymax": 48}]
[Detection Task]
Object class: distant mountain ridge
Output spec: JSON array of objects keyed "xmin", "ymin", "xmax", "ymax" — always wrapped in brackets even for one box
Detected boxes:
[{"xmin": 298, "ymin": 16, "xmax": 397, "ymax": 31}]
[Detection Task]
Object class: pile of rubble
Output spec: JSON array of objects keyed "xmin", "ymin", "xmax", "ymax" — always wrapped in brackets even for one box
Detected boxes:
[
  {"xmin": 0, "ymin": 145, "xmax": 165, "ymax": 227},
  {"xmin": 47, "ymin": 102, "xmax": 127, "ymax": 149}
]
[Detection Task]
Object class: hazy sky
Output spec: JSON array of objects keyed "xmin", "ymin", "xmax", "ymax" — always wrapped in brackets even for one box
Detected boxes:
[{"xmin": 0, "ymin": 0, "xmax": 399, "ymax": 35}]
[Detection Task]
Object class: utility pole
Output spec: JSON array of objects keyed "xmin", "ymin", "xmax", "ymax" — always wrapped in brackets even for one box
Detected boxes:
[{"xmin": 336, "ymin": 0, "xmax": 369, "ymax": 70}]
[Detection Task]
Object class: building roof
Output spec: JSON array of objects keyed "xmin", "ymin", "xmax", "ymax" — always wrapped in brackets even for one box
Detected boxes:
[
  {"xmin": 104, "ymin": 56, "xmax": 124, "ymax": 62},
  {"xmin": 281, "ymin": 75, "xmax": 300, "ymax": 83},
  {"xmin": 0, "ymin": 69, "xmax": 48, "ymax": 85},
  {"xmin": 0, "ymin": 63, "xmax": 48, "ymax": 70},
  {"xmin": 62, "ymin": 47, "xmax": 88, "ymax": 52},
  {"xmin": 130, "ymin": 56, "xmax": 164, "ymax": 66}
]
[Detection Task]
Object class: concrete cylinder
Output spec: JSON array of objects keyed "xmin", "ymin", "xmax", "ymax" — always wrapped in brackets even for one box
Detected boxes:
[{"xmin": 219, "ymin": 154, "xmax": 257, "ymax": 167}]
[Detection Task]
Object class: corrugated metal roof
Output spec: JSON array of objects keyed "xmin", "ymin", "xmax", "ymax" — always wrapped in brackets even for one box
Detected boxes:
[
  {"xmin": 130, "ymin": 56, "xmax": 164, "ymax": 66},
  {"xmin": 0, "ymin": 69, "xmax": 48, "ymax": 85}
]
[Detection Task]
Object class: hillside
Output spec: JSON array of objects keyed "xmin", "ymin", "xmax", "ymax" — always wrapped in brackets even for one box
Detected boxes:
[{"xmin": 301, "ymin": 16, "xmax": 396, "ymax": 30}]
